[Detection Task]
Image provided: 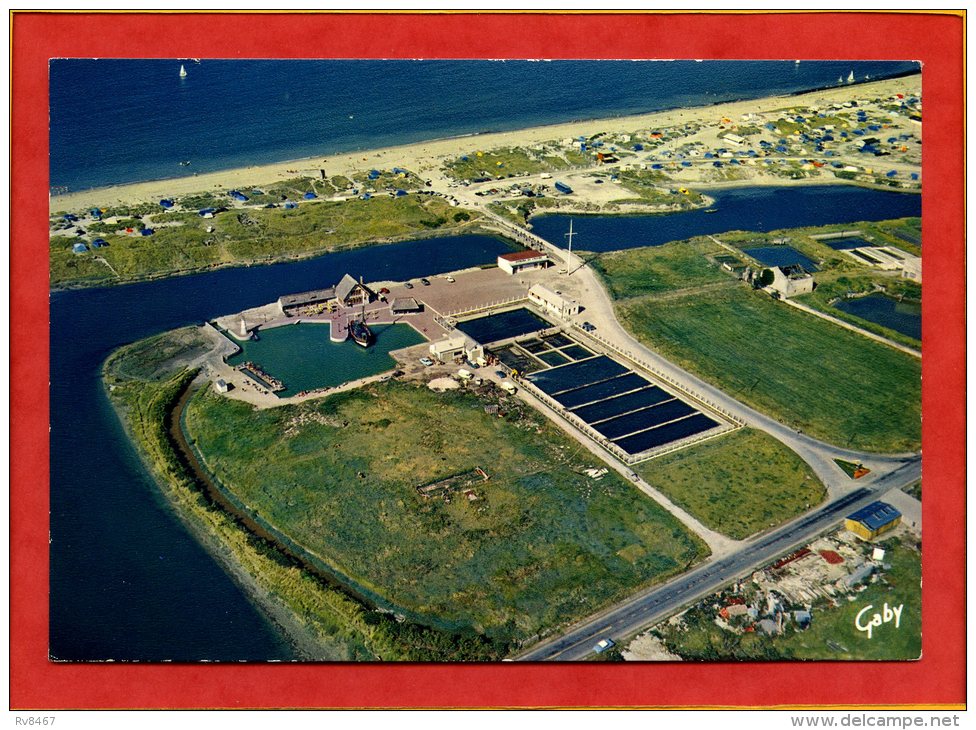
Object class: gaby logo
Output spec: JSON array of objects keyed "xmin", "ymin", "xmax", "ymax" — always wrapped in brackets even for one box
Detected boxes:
[{"xmin": 854, "ymin": 602, "xmax": 903, "ymax": 639}]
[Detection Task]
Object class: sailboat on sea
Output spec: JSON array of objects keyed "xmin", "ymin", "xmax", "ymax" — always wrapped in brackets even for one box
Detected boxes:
[
  {"xmin": 179, "ymin": 64, "xmax": 188, "ymax": 78},
  {"xmin": 847, "ymin": 70, "xmax": 855, "ymax": 84}
]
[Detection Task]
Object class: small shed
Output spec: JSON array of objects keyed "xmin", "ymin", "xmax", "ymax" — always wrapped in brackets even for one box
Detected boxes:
[
  {"xmin": 389, "ymin": 297, "xmax": 422, "ymax": 315},
  {"xmin": 214, "ymin": 378, "xmax": 230, "ymax": 394},
  {"xmin": 844, "ymin": 501, "xmax": 902, "ymax": 541}
]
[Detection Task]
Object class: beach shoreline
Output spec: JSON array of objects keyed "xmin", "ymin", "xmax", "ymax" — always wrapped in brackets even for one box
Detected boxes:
[{"xmin": 51, "ymin": 73, "xmax": 921, "ymax": 213}]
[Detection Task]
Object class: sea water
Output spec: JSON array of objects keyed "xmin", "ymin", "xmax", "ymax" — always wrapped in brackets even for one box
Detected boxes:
[{"xmin": 50, "ymin": 59, "xmax": 918, "ymax": 192}]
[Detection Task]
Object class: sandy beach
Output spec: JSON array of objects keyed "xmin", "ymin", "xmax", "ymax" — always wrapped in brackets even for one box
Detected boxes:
[{"xmin": 52, "ymin": 74, "xmax": 920, "ymax": 213}]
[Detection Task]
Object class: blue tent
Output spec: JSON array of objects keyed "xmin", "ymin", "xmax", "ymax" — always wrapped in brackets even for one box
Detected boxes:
[
  {"xmin": 392, "ymin": 167, "xmax": 408, "ymax": 175},
  {"xmin": 633, "ymin": 143, "xmax": 644, "ymax": 151},
  {"xmin": 360, "ymin": 193, "xmax": 372, "ymax": 200},
  {"xmin": 251, "ymin": 189, "xmax": 264, "ymax": 195},
  {"xmin": 775, "ymin": 145, "xmax": 788, "ymax": 153},
  {"xmin": 910, "ymin": 172, "xmax": 919, "ymax": 181},
  {"xmin": 712, "ymin": 161, "xmax": 723, "ymax": 167},
  {"xmin": 198, "ymin": 207, "xmax": 216, "ymax": 216},
  {"xmin": 140, "ymin": 228, "xmax": 154, "ymax": 236},
  {"xmin": 460, "ymin": 156, "xmax": 469, "ymax": 161},
  {"xmin": 72, "ymin": 242, "xmax": 88, "ymax": 254},
  {"xmin": 367, "ymin": 169, "xmax": 381, "ymax": 180},
  {"xmin": 91, "ymin": 238, "xmax": 108, "ymax": 248},
  {"xmin": 303, "ymin": 191, "xmax": 317, "ymax": 200},
  {"xmin": 703, "ymin": 152, "xmax": 714, "ymax": 159},
  {"xmin": 394, "ymin": 189, "xmax": 408, "ymax": 197},
  {"xmin": 681, "ymin": 160, "xmax": 692, "ymax": 167},
  {"xmin": 159, "ymin": 199, "xmax": 174, "ymax": 209},
  {"xmin": 651, "ymin": 163, "xmax": 663, "ymax": 170},
  {"xmin": 729, "ymin": 159, "xmax": 740, "ymax": 165},
  {"xmin": 63, "ymin": 213, "xmax": 78, "ymax": 222},
  {"xmin": 229, "ymin": 190, "xmax": 248, "ymax": 202},
  {"xmin": 284, "ymin": 202, "xmax": 298, "ymax": 209},
  {"xmin": 886, "ymin": 170, "xmax": 898, "ymax": 178},
  {"xmin": 90, "ymin": 208, "xmax": 102, "ymax": 219}
]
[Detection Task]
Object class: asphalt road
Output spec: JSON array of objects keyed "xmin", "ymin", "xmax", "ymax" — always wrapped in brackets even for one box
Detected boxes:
[{"xmin": 516, "ymin": 455, "xmax": 920, "ymax": 661}]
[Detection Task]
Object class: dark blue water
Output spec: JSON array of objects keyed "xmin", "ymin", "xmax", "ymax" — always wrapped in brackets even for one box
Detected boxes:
[
  {"xmin": 50, "ymin": 234, "xmax": 513, "ymax": 660},
  {"xmin": 455, "ymin": 307, "xmax": 553, "ymax": 344},
  {"xmin": 530, "ymin": 186, "xmax": 922, "ymax": 252},
  {"xmin": 49, "ymin": 60, "xmax": 919, "ymax": 191},
  {"xmin": 833, "ymin": 293, "xmax": 921, "ymax": 340},
  {"xmin": 743, "ymin": 246, "xmax": 819, "ymax": 271}
]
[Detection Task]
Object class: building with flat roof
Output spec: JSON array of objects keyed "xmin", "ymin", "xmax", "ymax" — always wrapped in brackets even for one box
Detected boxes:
[
  {"xmin": 277, "ymin": 288, "xmax": 336, "ymax": 315},
  {"xmin": 528, "ymin": 283, "xmax": 580, "ymax": 318},
  {"xmin": 429, "ymin": 335, "xmax": 484, "ymax": 364},
  {"xmin": 844, "ymin": 501, "xmax": 902, "ymax": 541},
  {"xmin": 498, "ymin": 250, "xmax": 549, "ymax": 275},
  {"xmin": 901, "ymin": 256, "xmax": 922, "ymax": 283}
]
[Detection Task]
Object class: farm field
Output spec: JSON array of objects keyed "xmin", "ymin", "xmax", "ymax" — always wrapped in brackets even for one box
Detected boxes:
[
  {"xmin": 616, "ymin": 286, "xmax": 921, "ymax": 453},
  {"xmin": 589, "ymin": 237, "xmax": 729, "ymax": 299},
  {"xmin": 636, "ymin": 428, "xmax": 826, "ymax": 540},
  {"xmin": 182, "ymin": 379, "xmax": 709, "ymax": 646}
]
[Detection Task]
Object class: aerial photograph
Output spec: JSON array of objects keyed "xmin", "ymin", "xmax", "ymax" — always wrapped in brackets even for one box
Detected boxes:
[{"xmin": 49, "ymin": 59, "xmax": 922, "ymax": 663}]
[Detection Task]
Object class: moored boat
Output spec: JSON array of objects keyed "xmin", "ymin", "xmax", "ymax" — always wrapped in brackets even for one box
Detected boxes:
[{"xmin": 349, "ymin": 318, "xmax": 373, "ymax": 347}]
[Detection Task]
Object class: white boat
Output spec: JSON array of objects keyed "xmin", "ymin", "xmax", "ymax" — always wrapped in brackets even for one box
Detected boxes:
[
  {"xmin": 847, "ymin": 70, "xmax": 855, "ymax": 83},
  {"xmin": 838, "ymin": 76, "xmax": 844, "ymax": 84},
  {"xmin": 179, "ymin": 64, "xmax": 187, "ymax": 78}
]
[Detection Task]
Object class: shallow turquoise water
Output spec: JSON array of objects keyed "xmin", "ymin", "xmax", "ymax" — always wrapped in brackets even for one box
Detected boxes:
[{"xmin": 226, "ymin": 322, "xmax": 425, "ymax": 395}]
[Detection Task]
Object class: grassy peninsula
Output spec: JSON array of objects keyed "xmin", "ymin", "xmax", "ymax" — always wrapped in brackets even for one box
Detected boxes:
[
  {"xmin": 104, "ymin": 325, "xmax": 709, "ymax": 658},
  {"xmin": 182, "ymin": 379, "xmax": 708, "ymax": 647},
  {"xmin": 52, "ymin": 193, "xmax": 481, "ymax": 288}
]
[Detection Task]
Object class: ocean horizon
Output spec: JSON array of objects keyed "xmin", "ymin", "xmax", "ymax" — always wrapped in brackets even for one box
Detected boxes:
[{"xmin": 49, "ymin": 59, "xmax": 919, "ymax": 192}]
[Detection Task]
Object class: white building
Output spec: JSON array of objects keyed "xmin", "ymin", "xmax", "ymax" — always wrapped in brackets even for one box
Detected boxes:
[
  {"xmin": 901, "ymin": 257, "xmax": 922, "ymax": 283},
  {"xmin": 528, "ymin": 284, "xmax": 581, "ymax": 318},
  {"xmin": 498, "ymin": 250, "xmax": 549, "ymax": 275},
  {"xmin": 429, "ymin": 335, "xmax": 484, "ymax": 364},
  {"xmin": 214, "ymin": 378, "xmax": 230, "ymax": 394}
]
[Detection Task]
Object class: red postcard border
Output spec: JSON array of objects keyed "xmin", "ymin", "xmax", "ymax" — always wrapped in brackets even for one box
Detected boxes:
[{"xmin": 10, "ymin": 11, "xmax": 966, "ymax": 710}]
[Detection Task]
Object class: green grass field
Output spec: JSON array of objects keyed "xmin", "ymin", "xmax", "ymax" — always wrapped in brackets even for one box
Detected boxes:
[
  {"xmin": 51, "ymin": 195, "xmax": 480, "ymax": 287},
  {"xmin": 590, "ymin": 238, "xmax": 729, "ymax": 299},
  {"xmin": 617, "ymin": 286, "xmax": 921, "ymax": 453},
  {"xmin": 653, "ymin": 535, "xmax": 921, "ymax": 660},
  {"xmin": 637, "ymin": 428, "xmax": 826, "ymax": 539},
  {"xmin": 444, "ymin": 146, "xmax": 576, "ymax": 181},
  {"xmin": 182, "ymin": 379, "xmax": 708, "ymax": 645}
]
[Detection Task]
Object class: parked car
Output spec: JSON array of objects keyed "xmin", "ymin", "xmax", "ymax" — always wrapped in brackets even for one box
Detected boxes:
[
  {"xmin": 495, "ymin": 370, "xmax": 507, "ymax": 378},
  {"xmin": 593, "ymin": 638, "xmax": 615, "ymax": 654},
  {"xmin": 404, "ymin": 282, "xmax": 414, "ymax": 289},
  {"xmin": 581, "ymin": 321, "xmax": 596, "ymax": 332},
  {"xmin": 445, "ymin": 275, "xmax": 456, "ymax": 283},
  {"xmin": 420, "ymin": 278, "xmax": 431, "ymax": 286},
  {"xmin": 419, "ymin": 357, "xmax": 434, "ymax": 367}
]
